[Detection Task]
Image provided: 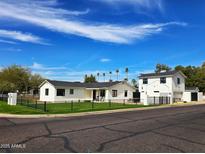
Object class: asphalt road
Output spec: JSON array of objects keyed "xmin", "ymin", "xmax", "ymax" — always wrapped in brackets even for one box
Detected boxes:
[{"xmin": 1, "ymin": 104, "xmax": 205, "ymax": 153}]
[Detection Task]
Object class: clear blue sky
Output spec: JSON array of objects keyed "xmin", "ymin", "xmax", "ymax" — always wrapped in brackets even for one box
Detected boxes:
[{"xmin": 0, "ymin": 0, "xmax": 205, "ymax": 81}]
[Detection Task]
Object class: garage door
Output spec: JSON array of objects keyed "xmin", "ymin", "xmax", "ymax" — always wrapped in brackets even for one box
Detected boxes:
[{"xmin": 191, "ymin": 92, "xmax": 198, "ymax": 101}]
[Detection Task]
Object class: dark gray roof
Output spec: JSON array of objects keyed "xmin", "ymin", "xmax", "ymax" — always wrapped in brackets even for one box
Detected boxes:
[
  {"xmin": 85, "ymin": 82, "xmax": 121, "ymax": 88},
  {"xmin": 139, "ymin": 70, "xmax": 184, "ymax": 78},
  {"xmin": 46, "ymin": 80, "xmax": 121, "ymax": 88}
]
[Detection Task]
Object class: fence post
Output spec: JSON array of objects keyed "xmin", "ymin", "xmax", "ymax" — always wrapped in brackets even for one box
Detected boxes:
[
  {"xmin": 92, "ymin": 101, "xmax": 94, "ymax": 110},
  {"xmin": 27, "ymin": 99, "xmax": 29, "ymax": 106},
  {"xmin": 20, "ymin": 96, "xmax": 22, "ymax": 105},
  {"xmin": 35, "ymin": 100, "xmax": 37, "ymax": 109},
  {"xmin": 71, "ymin": 100, "xmax": 74, "ymax": 112},
  {"xmin": 44, "ymin": 101, "xmax": 47, "ymax": 112},
  {"xmin": 109, "ymin": 100, "xmax": 111, "ymax": 108},
  {"xmin": 123, "ymin": 99, "xmax": 125, "ymax": 106},
  {"xmin": 154, "ymin": 96, "xmax": 156, "ymax": 105}
]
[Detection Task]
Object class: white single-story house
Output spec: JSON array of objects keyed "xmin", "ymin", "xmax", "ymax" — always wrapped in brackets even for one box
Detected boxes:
[
  {"xmin": 139, "ymin": 70, "xmax": 203, "ymax": 105},
  {"xmin": 39, "ymin": 80, "xmax": 136, "ymax": 103}
]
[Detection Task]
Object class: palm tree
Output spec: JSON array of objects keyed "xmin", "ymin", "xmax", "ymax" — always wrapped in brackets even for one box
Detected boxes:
[
  {"xmin": 125, "ymin": 68, "xmax": 129, "ymax": 81},
  {"xmin": 103, "ymin": 73, "xmax": 106, "ymax": 82},
  {"xmin": 109, "ymin": 71, "xmax": 112, "ymax": 81},
  {"xmin": 97, "ymin": 73, "xmax": 100, "ymax": 81},
  {"xmin": 116, "ymin": 69, "xmax": 119, "ymax": 81}
]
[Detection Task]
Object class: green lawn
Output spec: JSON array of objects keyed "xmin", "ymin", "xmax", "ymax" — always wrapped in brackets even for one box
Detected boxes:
[
  {"xmin": 0, "ymin": 101, "xmax": 44, "ymax": 114},
  {"xmin": 0, "ymin": 101, "xmax": 148, "ymax": 114},
  {"xmin": 38, "ymin": 102, "xmax": 146, "ymax": 114}
]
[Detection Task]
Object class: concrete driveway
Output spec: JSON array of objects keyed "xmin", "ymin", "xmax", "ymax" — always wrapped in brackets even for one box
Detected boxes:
[{"xmin": 1, "ymin": 104, "xmax": 205, "ymax": 152}]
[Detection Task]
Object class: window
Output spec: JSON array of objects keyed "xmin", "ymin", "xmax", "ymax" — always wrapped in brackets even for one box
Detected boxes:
[
  {"xmin": 57, "ymin": 89, "xmax": 65, "ymax": 96},
  {"xmin": 100, "ymin": 90, "xmax": 105, "ymax": 97},
  {"xmin": 160, "ymin": 77, "xmax": 166, "ymax": 84},
  {"xmin": 45, "ymin": 89, "xmax": 49, "ymax": 96},
  {"xmin": 70, "ymin": 89, "xmax": 74, "ymax": 95},
  {"xmin": 154, "ymin": 91, "xmax": 159, "ymax": 93},
  {"xmin": 112, "ymin": 90, "xmax": 118, "ymax": 97},
  {"xmin": 124, "ymin": 90, "xmax": 128, "ymax": 97},
  {"xmin": 177, "ymin": 78, "xmax": 180, "ymax": 84},
  {"xmin": 143, "ymin": 78, "xmax": 148, "ymax": 84}
]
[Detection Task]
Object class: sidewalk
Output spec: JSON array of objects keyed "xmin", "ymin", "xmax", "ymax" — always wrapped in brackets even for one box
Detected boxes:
[{"xmin": 0, "ymin": 101, "xmax": 204, "ymax": 119}]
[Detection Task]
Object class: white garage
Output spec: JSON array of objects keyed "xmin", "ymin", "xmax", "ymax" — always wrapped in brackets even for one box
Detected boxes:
[{"xmin": 182, "ymin": 87, "xmax": 203, "ymax": 102}]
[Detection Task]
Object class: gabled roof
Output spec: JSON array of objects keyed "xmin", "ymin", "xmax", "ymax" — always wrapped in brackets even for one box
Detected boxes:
[
  {"xmin": 42, "ymin": 80, "xmax": 122, "ymax": 88},
  {"xmin": 139, "ymin": 70, "xmax": 186, "ymax": 78},
  {"xmin": 85, "ymin": 81, "xmax": 121, "ymax": 88}
]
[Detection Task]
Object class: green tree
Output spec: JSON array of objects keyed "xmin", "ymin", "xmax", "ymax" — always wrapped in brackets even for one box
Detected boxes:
[
  {"xmin": 0, "ymin": 65, "xmax": 31, "ymax": 93},
  {"xmin": 155, "ymin": 64, "xmax": 172, "ymax": 73},
  {"xmin": 175, "ymin": 64, "xmax": 205, "ymax": 93},
  {"xmin": 29, "ymin": 74, "xmax": 44, "ymax": 90},
  {"xmin": 202, "ymin": 62, "xmax": 205, "ymax": 68},
  {"xmin": 84, "ymin": 74, "xmax": 97, "ymax": 83},
  {"xmin": 0, "ymin": 65, "xmax": 44, "ymax": 94},
  {"xmin": 0, "ymin": 81, "xmax": 16, "ymax": 94}
]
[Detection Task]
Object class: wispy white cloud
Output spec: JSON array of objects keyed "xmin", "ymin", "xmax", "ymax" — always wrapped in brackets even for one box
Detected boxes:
[
  {"xmin": 0, "ymin": 0, "xmax": 186, "ymax": 44},
  {"xmin": 92, "ymin": 0, "xmax": 163, "ymax": 12},
  {"xmin": 0, "ymin": 29, "xmax": 48, "ymax": 45},
  {"xmin": 0, "ymin": 39, "xmax": 17, "ymax": 44},
  {"xmin": 100, "ymin": 58, "xmax": 111, "ymax": 62},
  {"xmin": 30, "ymin": 62, "xmax": 67, "ymax": 70}
]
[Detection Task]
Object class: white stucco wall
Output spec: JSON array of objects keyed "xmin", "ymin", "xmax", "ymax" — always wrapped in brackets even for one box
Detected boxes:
[
  {"xmin": 40, "ymin": 82, "xmax": 92, "ymax": 102},
  {"xmin": 40, "ymin": 81, "xmax": 135, "ymax": 103},
  {"xmin": 53, "ymin": 86, "xmax": 92, "ymax": 102},
  {"xmin": 182, "ymin": 92, "xmax": 191, "ymax": 102},
  {"xmin": 172, "ymin": 73, "xmax": 185, "ymax": 91},
  {"xmin": 183, "ymin": 92, "xmax": 204, "ymax": 102},
  {"xmin": 203, "ymin": 95, "xmax": 205, "ymax": 100},
  {"xmin": 105, "ymin": 82, "xmax": 135, "ymax": 102},
  {"xmin": 139, "ymin": 77, "xmax": 173, "ymax": 96},
  {"xmin": 40, "ymin": 82, "xmax": 56, "ymax": 102},
  {"xmin": 198, "ymin": 92, "xmax": 203, "ymax": 101},
  {"xmin": 139, "ymin": 73, "xmax": 186, "ymax": 105},
  {"xmin": 139, "ymin": 76, "xmax": 173, "ymax": 105}
]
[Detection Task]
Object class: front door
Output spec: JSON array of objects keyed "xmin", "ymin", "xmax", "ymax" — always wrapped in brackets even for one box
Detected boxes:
[{"xmin": 93, "ymin": 90, "xmax": 96, "ymax": 100}]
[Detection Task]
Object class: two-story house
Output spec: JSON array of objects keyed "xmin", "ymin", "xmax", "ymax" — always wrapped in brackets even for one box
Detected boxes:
[{"xmin": 138, "ymin": 70, "xmax": 186, "ymax": 105}]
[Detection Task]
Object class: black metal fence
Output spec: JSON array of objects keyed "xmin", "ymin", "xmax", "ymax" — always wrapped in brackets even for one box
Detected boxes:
[
  {"xmin": 147, "ymin": 96, "xmax": 171, "ymax": 105},
  {"xmin": 0, "ymin": 95, "xmax": 143, "ymax": 113},
  {"xmin": 16, "ymin": 96, "xmax": 47, "ymax": 112},
  {"xmin": 0, "ymin": 94, "xmax": 8, "ymax": 102}
]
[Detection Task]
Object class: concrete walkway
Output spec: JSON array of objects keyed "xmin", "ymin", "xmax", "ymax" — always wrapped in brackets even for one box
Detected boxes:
[{"xmin": 0, "ymin": 101, "xmax": 204, "ymax": 118}]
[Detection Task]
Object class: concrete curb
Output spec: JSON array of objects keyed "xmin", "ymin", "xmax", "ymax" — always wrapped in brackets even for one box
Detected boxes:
[{"xmin": 0, "ymin": 102, "xmax": 204, "ymax": 119}]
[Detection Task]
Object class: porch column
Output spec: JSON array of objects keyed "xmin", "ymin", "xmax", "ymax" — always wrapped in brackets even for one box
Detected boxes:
[
  {"xmin": 91, "ymin": 90, "xmax": 93, "ymax": 101},
  {"xmin": 105, "ymin": 90, "xmax": 109, "ymax": 102}
]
